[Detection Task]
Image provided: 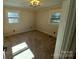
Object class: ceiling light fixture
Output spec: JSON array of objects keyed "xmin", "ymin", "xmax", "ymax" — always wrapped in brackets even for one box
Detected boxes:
[{"xmin": 30, "ymin": 0, "xmax": 40, "ymax": 7}]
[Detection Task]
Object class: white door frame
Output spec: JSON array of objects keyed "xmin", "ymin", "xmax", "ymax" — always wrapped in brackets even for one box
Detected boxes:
[{"xmin": 53, "ymin": 0, "xmax": 76, "ymax": 59}]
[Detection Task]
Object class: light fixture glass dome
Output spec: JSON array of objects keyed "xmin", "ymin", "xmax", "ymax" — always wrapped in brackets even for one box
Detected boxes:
[{"xmin": 30, "ymin": 0, "xmax": 40, "ymax": 7}]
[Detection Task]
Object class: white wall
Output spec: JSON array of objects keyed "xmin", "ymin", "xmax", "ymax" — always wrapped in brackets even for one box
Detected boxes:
[
  {"xmin": 3, "ymin": 6, "xmax": 35, "ymax": 36},
  {"xmin": 36, "ymin": 8, "xmax": 62, "ymax": 37}
]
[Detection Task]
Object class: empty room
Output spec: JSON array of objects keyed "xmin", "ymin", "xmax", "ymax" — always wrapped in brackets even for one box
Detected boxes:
[{"xmin": 3, "ymin": 0, "xmax": 76, "ymax": 59}]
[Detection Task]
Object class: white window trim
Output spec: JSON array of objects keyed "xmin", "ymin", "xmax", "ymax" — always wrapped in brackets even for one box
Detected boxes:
[{"xmin": 6, "ymin": 10, "xmax": 20, "ymax": 24}]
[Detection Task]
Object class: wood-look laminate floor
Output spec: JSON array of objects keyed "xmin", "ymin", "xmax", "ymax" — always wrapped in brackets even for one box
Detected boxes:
[{"xmin": 4, "ymin": 30, "xmax": 56, "ymax": 59}]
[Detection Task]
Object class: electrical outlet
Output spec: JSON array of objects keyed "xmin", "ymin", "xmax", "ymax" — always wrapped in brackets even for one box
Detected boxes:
[
  {"xmin": 53, "ymin": 32, "xmax": 56, "ymax": 34},
  {"xmin": 13, "ymin": 29, "xmax": 15, "ymax": 32}
]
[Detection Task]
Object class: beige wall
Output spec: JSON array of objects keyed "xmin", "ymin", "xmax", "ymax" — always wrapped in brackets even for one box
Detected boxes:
[
  {"xmin": 4, "ymin": 6, "xmax": 62, "ymax": 37},
  {"xmin": 3, "ymin": 6, "xmax": 35, "ymax": 36},
  {"xmin": 36, "ymin": 8, "xmax": 62, "ymax": 37}
]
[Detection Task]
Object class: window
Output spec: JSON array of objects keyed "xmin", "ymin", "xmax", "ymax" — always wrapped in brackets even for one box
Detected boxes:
[
  {"xmin": 12, "ymin": 42, "xmax": 35, "ymax": 59},
  {"xmin": 8, "ymin": 12, "xmax": 19, "ymax": 23},
  {"xmin": 50, "ymin": 12, "xmax": 61, "ymax": 23}
]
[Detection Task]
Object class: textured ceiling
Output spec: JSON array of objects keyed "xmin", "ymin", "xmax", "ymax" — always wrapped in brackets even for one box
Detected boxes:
[{"xmin": 4, "ymin": 0, "xmax": 62, "ymax": 10}]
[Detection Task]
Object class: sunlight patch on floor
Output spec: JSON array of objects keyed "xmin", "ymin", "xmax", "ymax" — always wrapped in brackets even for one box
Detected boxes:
[
  {"xmin": 12, "ymin": 42, "xmax": 35, "ymax": 59},
  {"xmin": 13, "ymin": 49, "xmax": 34, "ymax": 59}
]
